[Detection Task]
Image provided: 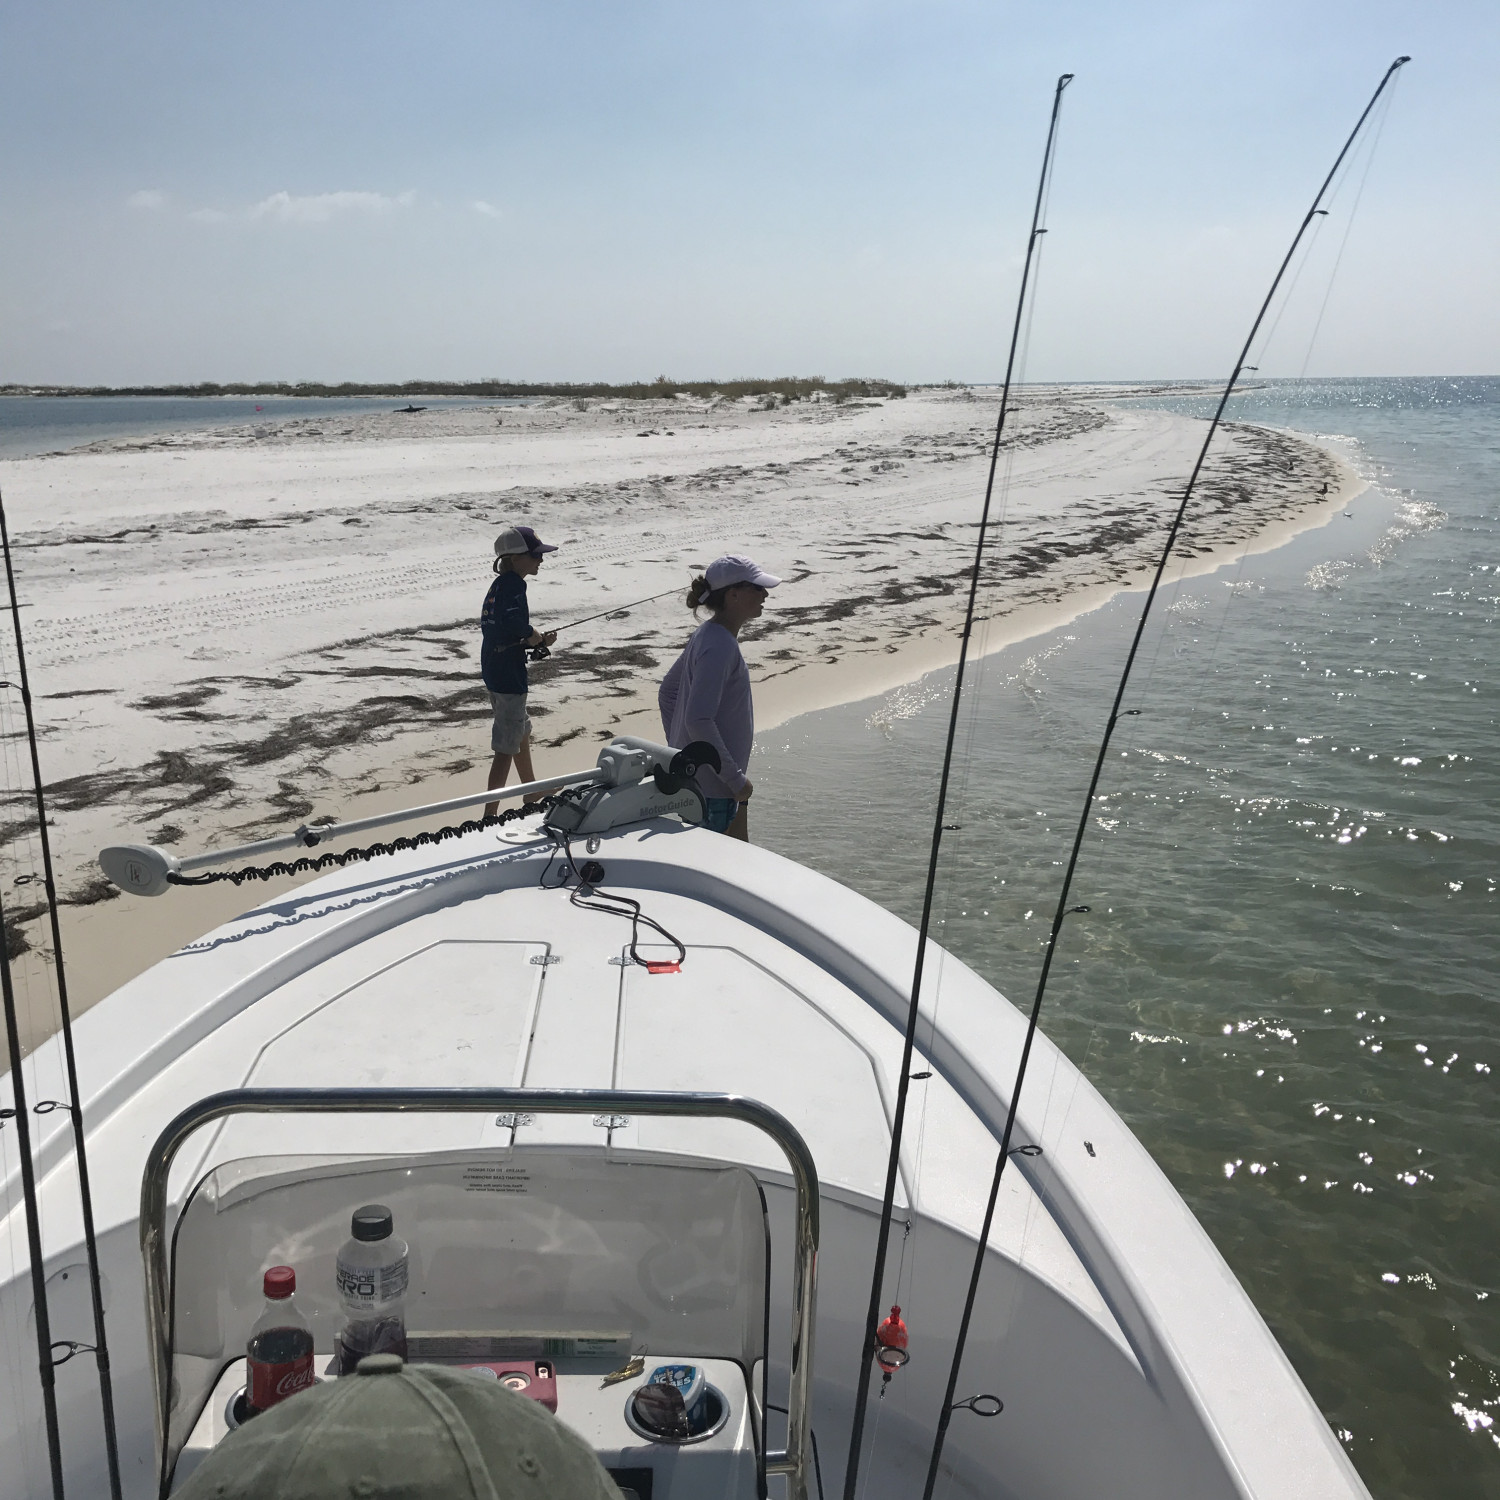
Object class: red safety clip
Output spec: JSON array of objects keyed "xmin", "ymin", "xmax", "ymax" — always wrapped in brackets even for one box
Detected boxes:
[
  {"xmin": 874, "ymin": 1305, "xmax": 909, "ymax": 1393},
  {"xmin": 643, "ymin": 960, "xmax": 681, "ymax": 975}
]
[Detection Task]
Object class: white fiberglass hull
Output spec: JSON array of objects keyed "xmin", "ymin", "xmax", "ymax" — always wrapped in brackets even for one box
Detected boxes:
[{"xmin": 1, "ymin": 815, "xmax": 1369, "ymax": 1500}]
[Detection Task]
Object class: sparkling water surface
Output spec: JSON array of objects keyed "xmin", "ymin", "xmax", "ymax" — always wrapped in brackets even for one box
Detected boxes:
[{"xmin": 755, "ymin": 378, "xmax": 1498, "ymax": 1499}]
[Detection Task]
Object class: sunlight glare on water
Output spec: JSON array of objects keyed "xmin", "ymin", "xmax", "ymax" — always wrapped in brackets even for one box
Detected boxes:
[{"xmin": 755, "ymin": 377, "xmax": 1499, "ymax": 1500}]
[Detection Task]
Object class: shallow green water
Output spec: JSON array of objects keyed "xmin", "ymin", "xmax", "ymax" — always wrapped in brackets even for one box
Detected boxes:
[{"xmin": 754, "ymin": 379, "xmax": 1498, "ymax": 1498}]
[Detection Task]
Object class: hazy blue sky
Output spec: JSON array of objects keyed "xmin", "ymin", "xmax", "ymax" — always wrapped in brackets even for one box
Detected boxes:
[{"xmin": 1, "ymin": 1, "xmax": 1493, "ymax": 384}]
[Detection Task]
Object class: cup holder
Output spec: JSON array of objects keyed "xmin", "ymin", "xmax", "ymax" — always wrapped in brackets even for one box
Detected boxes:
[
  {"xmin": 624, "ymin": 1366, "xmax": 728, "ymax": 1445},
  {"xmin": 225, "ymin": 1387, "xmax": 250, "ymax": 1430}
]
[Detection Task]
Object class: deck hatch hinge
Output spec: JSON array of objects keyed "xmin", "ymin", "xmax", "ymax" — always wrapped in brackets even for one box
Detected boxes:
[
  {"xmin": 593, "ymin": 1113, "xmax": 632, "ymax": 1130},
  {"xmin": 530, "ymin": 954, "xmax": 561, "ymax": 966},
  {"xmin": 494, "ymin": 1112, "xmax": 535, "ymax": 1129}
]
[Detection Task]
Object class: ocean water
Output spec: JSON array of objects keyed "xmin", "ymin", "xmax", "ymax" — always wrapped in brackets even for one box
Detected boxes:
[
  {"xmin": 754, "ymin": 378, "xmax": 1498, "ymax": 1499},
  {"xmin": 0, "ymin": 394, "xmax": 518, "ymax": 459}
]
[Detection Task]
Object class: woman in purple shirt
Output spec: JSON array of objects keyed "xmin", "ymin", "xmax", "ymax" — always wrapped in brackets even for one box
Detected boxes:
[{"xmin": 658, "ymin": 555, "xmax": 781, "ymax": 839}]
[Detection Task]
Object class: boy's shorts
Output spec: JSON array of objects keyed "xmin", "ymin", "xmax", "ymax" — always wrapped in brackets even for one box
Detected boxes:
[{"xmin": 489, "ymin": 692, "xmax": 532, "ymax": 756}]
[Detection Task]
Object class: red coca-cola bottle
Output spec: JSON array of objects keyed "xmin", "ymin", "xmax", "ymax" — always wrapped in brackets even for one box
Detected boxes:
[{"xmin": 245, "ymin": 1265, "xmax": 315, "ymax": 1416}]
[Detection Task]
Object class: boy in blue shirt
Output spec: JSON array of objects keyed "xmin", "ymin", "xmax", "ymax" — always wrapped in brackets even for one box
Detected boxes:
[{"xmin": 482, "ymin": 525, "xmax": 557, "ymax": 815}]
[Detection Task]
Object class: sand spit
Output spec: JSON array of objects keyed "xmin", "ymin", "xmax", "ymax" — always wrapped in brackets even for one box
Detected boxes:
[{"xmin": 0, "ymin": 387, "xmax": 1362, "ymax": 1022}]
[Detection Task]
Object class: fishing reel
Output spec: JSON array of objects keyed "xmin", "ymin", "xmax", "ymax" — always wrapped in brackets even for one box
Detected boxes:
[
  {"xmin": 652, "ymin": 741, "xmax": 722, "ymax": 796},
  {"xmin": 527, "ymin": 641, "xmax": 551, "ymax": 662}
]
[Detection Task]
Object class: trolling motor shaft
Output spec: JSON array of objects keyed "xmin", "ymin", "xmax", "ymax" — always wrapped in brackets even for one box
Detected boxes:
[{"xmin": 97, "ymin": 738, "xmax": 722, "ymax": 897}]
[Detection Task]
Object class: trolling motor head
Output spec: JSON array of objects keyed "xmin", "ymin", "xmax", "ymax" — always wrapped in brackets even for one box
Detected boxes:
[{"xmin": 651, "ymin": 741, "xmax": 721, "ymax": 796}]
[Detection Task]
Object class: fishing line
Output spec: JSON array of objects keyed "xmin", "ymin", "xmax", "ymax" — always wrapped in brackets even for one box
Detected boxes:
[
  {"xmin": 0, "ymin": 666, "xmax": 47, "ymax": 1073},
  {"xmin": 0, "ymin": 481, "xmax": 125, "ymax": 1499},
  {"xmin": 902, "ymin": 227, "xmax": 1057, "ymax": 1334},
  {"xmin": 1250, "ymin": 212, "xmax": 1329, "ymax": 375},
  {"xmin": 1123, "ymin": 86, "xmax": 1398, "ymax": 866},
  {"xmin": 0, "ymin": 893, "xmax": 65, "ymax": 1499},
  {"xmin": 841, "ymin": 72, "xmax": 1075, "ymax": 1500},
  {"xmin": 1161, "ymin": 85, "xmax": 1402, "ymax": 854},
  {"xmin": 914, "ymin": 57, "xmax": 1410, "ymax": 1500},
  {"xmin": 879, "ymin": 91, "xmax": 1058, "ymax": 1347},
  {"xmin": 1299, "ymin": 80, "xmax": 1400, "ymax": 380},
  {"xmin": 0, "ymin": 1126, "xmax": 40, "ymax": 1485},
  {"xmin": 1138, "ymin": 79, "xmax": 1401, "ymax": 778}
]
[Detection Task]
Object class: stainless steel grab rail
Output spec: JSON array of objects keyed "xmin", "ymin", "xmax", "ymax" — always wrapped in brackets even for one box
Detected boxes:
[{"xmin": 141, "ymin": 1087, "xmax": 819, "ymax": 1500}]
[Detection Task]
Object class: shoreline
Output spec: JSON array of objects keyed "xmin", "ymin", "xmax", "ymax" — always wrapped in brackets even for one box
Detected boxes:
[
  {"xmin": 45, "ymin": 462, "xmax": 1368, "ymax": 1030},
  {"xmin": 1, "ymin": 389, "xmax": 1368, "ymax": 1036}
]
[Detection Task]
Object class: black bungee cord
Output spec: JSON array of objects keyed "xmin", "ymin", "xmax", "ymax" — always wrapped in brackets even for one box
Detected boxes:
[
  {"xmin": 167, "ymin": 796, "xmax": 559, "ymax": 888},
  {"xmin": 0, "ymin": 483, "xmax": 124, "ymax": 1499},
  {"xmin": 914, "ymin": 56, "xmax": 1410, "ymax": 1500},
  {"xmin": 840, "ymin": 71, "xmax": 1074, "ymax": 1500}
]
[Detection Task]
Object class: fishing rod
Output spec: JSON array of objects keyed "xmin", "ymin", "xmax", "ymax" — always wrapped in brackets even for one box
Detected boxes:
[
  {"xmin": 527, "ymin": 587, "xmax": 680, "ymax": 660},
  {"xmin": 0, "ymin": 481, "xmax": 125, "ymax": 1499},
  {"xmin": 0, "ymin": 915, "xmax": 65, "ymax": 1499},
  {"xmin": 915, "ymin": 55, "xmax": 1410, "ymax": 1500},
  {"xmin": 840, "ymin": 71, "xmax": 1074, "ymax": 1500}
]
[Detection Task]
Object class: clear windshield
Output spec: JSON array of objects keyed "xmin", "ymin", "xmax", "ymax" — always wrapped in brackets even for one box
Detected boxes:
[{"xmin": 165, "ymin": 1145, "xmax": 769, "ymax": 1470}]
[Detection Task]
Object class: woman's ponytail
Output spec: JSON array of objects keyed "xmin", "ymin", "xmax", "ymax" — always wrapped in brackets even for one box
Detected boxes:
[{"xmin": 686, "ymin": 575, "xmax": 730, "ymax": 615}]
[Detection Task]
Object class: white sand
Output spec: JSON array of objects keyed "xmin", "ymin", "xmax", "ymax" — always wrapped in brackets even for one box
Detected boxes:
[{"xmin": 0, "ymin": 388, "xmax": 1365, "ymax": 1026}]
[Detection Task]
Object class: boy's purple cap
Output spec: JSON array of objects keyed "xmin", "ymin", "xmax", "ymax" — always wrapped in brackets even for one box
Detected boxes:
[
  {"xmin": 494, "ymin": 524, "xmax": 557, "ymax": 558},
  {"xmin": 705, "ymin": 555, "xmax": 781, "ymax": 591}
]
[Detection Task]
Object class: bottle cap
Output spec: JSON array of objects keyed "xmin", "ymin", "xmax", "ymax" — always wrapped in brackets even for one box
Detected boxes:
[
  {"xmin": 351, "ymin": 1204, "xmax": 394, "ymax": 1243},
  {"xmin": 263, "ymin": 1266, "xmax": 296, "ymax": 1299}
]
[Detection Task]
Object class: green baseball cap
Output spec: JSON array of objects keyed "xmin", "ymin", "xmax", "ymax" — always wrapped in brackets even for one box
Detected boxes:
[{"xmin": 176, "ymin": 1354, "xmax": 622, "ymax": 1500}]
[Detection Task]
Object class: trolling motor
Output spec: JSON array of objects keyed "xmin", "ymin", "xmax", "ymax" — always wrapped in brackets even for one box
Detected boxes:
[
  {"xmin": 544, "ymin": 741, "xmax": 720, "ymax": 836},
  {"xmin": 98, "ymin": 737, "xmax": 719, "ymax": 897}
]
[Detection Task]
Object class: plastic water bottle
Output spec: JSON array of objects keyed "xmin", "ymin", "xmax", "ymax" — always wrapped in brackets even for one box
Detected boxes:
[
  {"xmin": 334, "ymin": 1204, "xmax": 409, "ymax": 1374},
  {"xmin": 246, "ymin": 1265, "xmax": 315, "ymax": 1415}
]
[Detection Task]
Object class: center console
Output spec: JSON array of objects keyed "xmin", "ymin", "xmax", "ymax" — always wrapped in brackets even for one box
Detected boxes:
[{"xmin": 172, "ymin": 1350, "xmax": 760, "ymax": 1500}]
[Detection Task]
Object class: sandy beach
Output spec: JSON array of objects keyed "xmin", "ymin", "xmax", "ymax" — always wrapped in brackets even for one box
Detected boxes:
[{"xmin": 0, "ymin": 386, "xmax": 1364, "ymax": 1030}]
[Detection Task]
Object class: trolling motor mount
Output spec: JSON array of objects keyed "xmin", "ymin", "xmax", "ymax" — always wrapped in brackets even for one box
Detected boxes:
[{"xmin": 544, "ymin": 738, "xmax": 711, "ymax": 837}]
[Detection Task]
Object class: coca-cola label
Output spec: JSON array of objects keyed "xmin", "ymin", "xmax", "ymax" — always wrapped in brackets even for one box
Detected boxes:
[
  {"xmin": 335, "ymin": 1259, "xmax": 408, "ymax": 1303},
  {"xmin": 249, "ymin": 1351, "xmax": 315, "ymax": 1409}
]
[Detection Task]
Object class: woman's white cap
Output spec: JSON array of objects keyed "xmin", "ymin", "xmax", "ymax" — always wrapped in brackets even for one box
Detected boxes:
[{"xmin": 706, "ymin": 555, "xmax": 781, "ymax": 590}]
